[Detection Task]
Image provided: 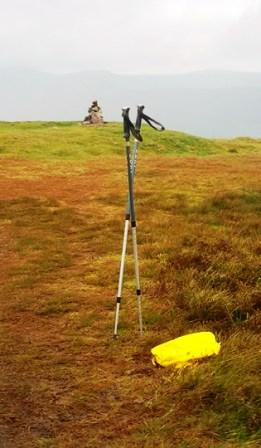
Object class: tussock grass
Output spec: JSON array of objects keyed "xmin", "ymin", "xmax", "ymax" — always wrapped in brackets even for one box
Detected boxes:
[{"xmin": 0, "ymin": 122, "xmax": 260, "ymax": 447}]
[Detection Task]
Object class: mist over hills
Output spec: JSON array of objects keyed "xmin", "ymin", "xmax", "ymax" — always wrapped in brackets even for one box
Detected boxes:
[{"xmin": 1, "ymin": 68, "xmax": 261, "ymax": 137}]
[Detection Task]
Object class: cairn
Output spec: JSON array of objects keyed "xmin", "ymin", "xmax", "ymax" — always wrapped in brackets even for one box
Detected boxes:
[{"xmin": 82, "ymin": 100, "xmax": 104, "ymax": 125}]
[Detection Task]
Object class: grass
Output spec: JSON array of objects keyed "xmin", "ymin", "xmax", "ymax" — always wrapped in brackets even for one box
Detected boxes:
[
  {"xmin": 0, "ymin": 121, "xmax": 260, "ymax": 447},
  {"xmin": 0, "ymin": 121, "xmax": 261, "ymax": 164}
]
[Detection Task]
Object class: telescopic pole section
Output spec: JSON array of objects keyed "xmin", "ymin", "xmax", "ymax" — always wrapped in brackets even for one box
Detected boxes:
[
  {"xmin": 126, "ymin": 144, "xmax": 143, "ymax": 335},
  {"xmin": 113, "ymin": 215, "xmax": 129, "ymax": 337},
  {"xmin": 113, "ymin": 108, "xmax": 131, "ymax": 338},
  {"xmin": 113, "ymin": 138, "xmax": 140, "ymax": 338},
  {"xmin": 113, "ymin": 106, "xmax": 144, "ymax": 338}
]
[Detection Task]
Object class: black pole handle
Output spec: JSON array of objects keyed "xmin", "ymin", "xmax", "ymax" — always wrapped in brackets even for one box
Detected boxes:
[
  {"xmin": 122, "ymin": 107, "xmax": 131, "ymax": 141},
  {"xmin": 122, "ymin": 107, "xmax": 143, "ymax": 142},
  {"xmin": 122, "ymin": 106, "xmax": 165, "ymax": 142},
  {"xmin": 135, "ymin": 105, "xmax": 145, "ymax": 132}
]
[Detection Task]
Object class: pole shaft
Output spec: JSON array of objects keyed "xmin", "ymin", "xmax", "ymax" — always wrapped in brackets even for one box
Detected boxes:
[
  {"xmin": 113, "ymin": 218, "xmax": 129, "ymax": 337},
  {"xmin": 127, "ymin": 144, "xmax": 143, "ymax": 335},
  {"xmin": 114, "ymin": 104, "xmax": 147, "ymax": 337},
  {"xmin": 131, "ymin": 225, "xmax": 143, "ymax": 334},
  {"xmin": 113, "ymin": 139, "xmax": 140, "ymax": 337},
  {"xmin": 126, "ymin": 143, "xmax": 136, "ymax": 222},
  {"xmin": 116, "ymin": 218, "xmax": 129, "ymax": 298},
  {"xmin": 126, "ymin": 139, "xmax": 138, "ymax": 215}
]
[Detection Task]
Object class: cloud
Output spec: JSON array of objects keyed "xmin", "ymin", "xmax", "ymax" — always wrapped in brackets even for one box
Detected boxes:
[
  {"xmin": 0, "ymin": 0, "xmax": 260, "ymax": 73},
  {"xmin": 217, "ymin": 1, "xmax": 261, "ymax": 71}
]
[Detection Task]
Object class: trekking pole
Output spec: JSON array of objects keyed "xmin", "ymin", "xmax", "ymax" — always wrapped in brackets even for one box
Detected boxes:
[
  {"xmin": 113, "ymin": 107, "xmax": 164, "ymax": 338},
  {"xmin": 113, "ymin": 107, "xmax": 143, "ymax": 338},
  {"xmin": 129, "ymin": 107, "xmax": 164, "ymax": 334}
]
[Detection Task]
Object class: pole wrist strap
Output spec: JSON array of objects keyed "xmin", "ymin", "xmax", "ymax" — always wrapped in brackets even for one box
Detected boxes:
[{"xmin": 141, "ymin": 112, "xmax": 165, "ymax": 131}]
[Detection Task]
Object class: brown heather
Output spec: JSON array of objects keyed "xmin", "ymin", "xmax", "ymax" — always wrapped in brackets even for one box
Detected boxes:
[{"xmin": 0, "ymin": 122, "xmax": 260, "ymax": 447}]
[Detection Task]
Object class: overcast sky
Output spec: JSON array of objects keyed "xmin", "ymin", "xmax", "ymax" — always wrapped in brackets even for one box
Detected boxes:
[{"xmin": 0, "ymin": 0, "xmax": 261, "ymax": 74}]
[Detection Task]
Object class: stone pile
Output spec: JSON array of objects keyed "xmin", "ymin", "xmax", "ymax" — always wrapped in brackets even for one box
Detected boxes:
[{"xmin": 82, "ymin": 100, "xmax": 104, "ymax": 125}]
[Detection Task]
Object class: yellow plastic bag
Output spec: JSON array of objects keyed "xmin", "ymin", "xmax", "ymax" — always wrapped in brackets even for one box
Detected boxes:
[{"xmin": 151, "ymin": 331, "xmax": 221, "ymax": 368}]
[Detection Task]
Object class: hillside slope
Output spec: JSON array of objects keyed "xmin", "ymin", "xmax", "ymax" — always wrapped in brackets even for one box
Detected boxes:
[{"xmin": 0, "ymin": 122, "xmax": 260, "ymax": 447}]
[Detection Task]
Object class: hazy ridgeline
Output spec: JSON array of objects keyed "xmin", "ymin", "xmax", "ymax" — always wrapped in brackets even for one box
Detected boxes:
[{"xmin": 1, "ymin": 69, "xmax": 261, "ymax": 137}]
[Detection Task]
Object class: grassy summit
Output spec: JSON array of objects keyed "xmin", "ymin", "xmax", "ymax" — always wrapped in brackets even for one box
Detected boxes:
[
  {"xmin": 0, "ymin": 121, "xmax": 261, "ymax": 161},
  {"xmin": 0, "ymin": 121, "xmax": 260, "ymax": 447}
]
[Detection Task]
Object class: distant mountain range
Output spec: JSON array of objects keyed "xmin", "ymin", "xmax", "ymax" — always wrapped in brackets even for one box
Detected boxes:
[{"xmin": 0, "ymin": 68, "xmax": 261, "ymax": 137}]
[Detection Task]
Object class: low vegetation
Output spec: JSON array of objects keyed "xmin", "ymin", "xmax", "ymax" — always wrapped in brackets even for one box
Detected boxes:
[{"xmin": 0, "ymin": 122, "xmax": 260, "ymax": 447}]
